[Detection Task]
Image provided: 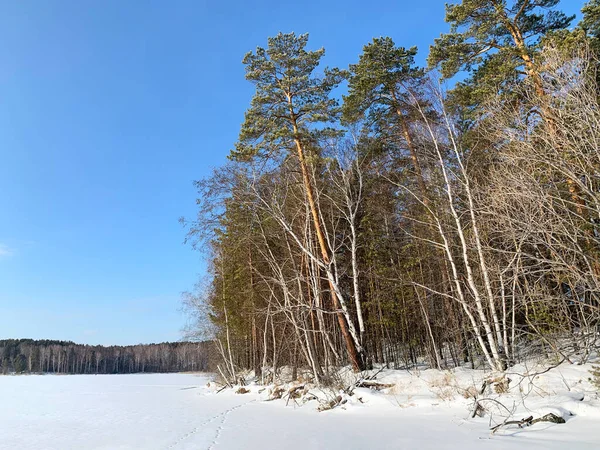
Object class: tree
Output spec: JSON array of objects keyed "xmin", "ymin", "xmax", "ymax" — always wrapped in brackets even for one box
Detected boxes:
[
  {"xmin": 343, "ymin": 38, "xmax": 429, "ymax": 204},
  {"xmin": 14, "ymin": 354, "xmax": 27, "ymax": 374},
  {"xmin": 182, "ymin": 4, "xmax": 600, "ymax": 382},
  {"xmin": 429, "ymin": 0, "xmax": 573, "ymax": 114},
  {"xmin": 0, "ymin": 339, "xmax": 214, "ymax": 374},
  {"xmin": 582, "ymin": 0, "xmax": 600, "ymax": 41},
  {"xmin": 230, "ymin": 32, "xmax": 365, "ymax": 371},
  {"xmin": 343, "ymin": 39, "xmax": 452, "ymax": 368},
  {"xmin": 481, "ymin": 45, "xmax": 600, "ymax": 361}
]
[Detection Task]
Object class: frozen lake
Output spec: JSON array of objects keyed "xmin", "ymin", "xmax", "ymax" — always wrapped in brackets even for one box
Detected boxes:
[{"xmin": 1, "ymin": 373, "xmax": 598, "ymax": 449}]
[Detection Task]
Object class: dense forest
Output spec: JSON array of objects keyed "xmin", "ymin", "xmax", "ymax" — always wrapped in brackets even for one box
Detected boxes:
[
  {"xmin": 182, "ymin": 0, "xmax": 600, "ymax": 384},
  {"xmin": 0, "ymin": 339, "xmax": 213, "ymax": 375}
]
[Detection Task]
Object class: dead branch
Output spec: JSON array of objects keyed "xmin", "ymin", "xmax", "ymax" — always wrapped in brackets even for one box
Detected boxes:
[{"xmin": 491, "ymin": 413, "xmax": 565, "ymax": 433}]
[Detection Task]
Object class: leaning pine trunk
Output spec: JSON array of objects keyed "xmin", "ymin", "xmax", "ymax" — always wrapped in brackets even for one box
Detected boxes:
[{"xmin": 291, "ymin": 122, "xmax": 365, "ymax": 372}]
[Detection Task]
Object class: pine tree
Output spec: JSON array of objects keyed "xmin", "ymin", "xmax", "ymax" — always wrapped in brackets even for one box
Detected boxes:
[
  {"xmin": 231, "ymin": 32, "xmax": 345, "ymax": 162},
  {"xmin": 580, "ymin": 0, "xmax": 600, "ymax": 58},
  {"xmin": 230, "ymin": 32, "xmax": 365, "ymax": 371},
  {"xmin": 428, "ymin": 0, "xmax": 574, "ymax": 114},
  {"xmin": 582, "ymin": 0, "xmax": 600, "ymax": 40},
  {"xmin": 343, "ymin": 37, "xmax": 428, "ymax": 204}
]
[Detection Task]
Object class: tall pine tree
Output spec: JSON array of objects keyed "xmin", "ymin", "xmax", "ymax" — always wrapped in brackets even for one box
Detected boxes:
[
  {"xmin": 343, "ymin": 38, "xmax": 429, "ymax": 204},
  {"xmin": 230, "ymin": 32, "xmax": 365, "ymax": 371},
  {"xmin": 429, "ymin": 0, "xmax": 573, "ymax": 116}
]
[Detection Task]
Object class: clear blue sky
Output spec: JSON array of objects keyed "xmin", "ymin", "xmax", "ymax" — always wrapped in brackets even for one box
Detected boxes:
[{"xmin": 0, "ymin": 0, "xmax": 584, "ymax": 345}]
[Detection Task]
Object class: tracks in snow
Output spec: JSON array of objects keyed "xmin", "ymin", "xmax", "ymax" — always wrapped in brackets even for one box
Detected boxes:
[
  {"xmin": 167, "ymin": 399, "xmax": 256, "ymax": 450},
  {"xmin": 207, "ymin": 401, "xmax": 254, "ymax": 450}
]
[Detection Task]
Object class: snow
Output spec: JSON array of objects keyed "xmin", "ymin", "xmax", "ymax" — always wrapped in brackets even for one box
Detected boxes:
[{"xmin": 1, "ymin": 363, "xmax": 599, "ymax": 449}]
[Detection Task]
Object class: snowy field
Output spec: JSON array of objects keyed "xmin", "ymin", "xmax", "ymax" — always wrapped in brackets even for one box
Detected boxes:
[{"xmin": 1, "ymin": 367, "xmax": 599, "ymax": 449}]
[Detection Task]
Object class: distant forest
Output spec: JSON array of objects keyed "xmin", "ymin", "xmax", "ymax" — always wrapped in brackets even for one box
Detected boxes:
[{"xmin": 0, "ymin": 339, "xmax": 214, "ymax": 375}]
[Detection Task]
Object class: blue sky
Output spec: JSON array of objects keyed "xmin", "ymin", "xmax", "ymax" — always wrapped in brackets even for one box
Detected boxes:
[{"xmin": 0, "ymin": 0, "xmax": 584, "ymax": 345}]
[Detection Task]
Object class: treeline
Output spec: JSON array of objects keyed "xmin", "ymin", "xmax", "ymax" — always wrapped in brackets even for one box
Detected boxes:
[
  {"xmin": 0, "ymin": 339, "xmax": 214, "ymax": 375},
  {"xmin": 183, "ymin": 0, "xmax": 600, "ymax": 383}
]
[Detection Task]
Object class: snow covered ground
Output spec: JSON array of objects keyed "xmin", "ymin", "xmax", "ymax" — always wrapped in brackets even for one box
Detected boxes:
[{"xmin": 1, "ymin": 364, "xmax": 599, "ymax": 449}]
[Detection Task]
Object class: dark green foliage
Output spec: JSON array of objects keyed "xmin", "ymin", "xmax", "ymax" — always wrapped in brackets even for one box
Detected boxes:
[
  {"xmin": 344, "ymin": 37, "xmax": 433, "ymax": 205},
  {"xmin": 429, "ymin": 0, "xmax": 574, "ymax": 115},
  {"xmin": 579, "ymin": 0, "xmax": 600, "ymax": 59},
  {"xmin": 582, "ymin": 0, "xmax": 600, "ymax": 39},
  {"xmin": 343, "ymin": 38, "xmax": 423, "ymax": 126},
  {"xmin": 231, "ymin": 32, "xmax": 345, "ymax": 162},
  {"xmin": 429, "ymin": 0, "xmax": 573, "ymax": 78}
]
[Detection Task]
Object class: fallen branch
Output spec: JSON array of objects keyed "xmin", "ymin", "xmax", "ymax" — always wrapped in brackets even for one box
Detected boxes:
[
  {"xmin": 491, "ymin": 413, "xmax": 565, "ymax": 433},
  {"xmin": 266, "ymin": 386, "xmax": 285, "ymax": 401},
  {"xmin": 317, "ymin": 395, "xmax": 347, "ymax": 412},
  {"xmin": 355, "ymin": 380, "xmax": 395, "ymax": 390},
  {"xmin": 285, "ymin": 385, "xmax": 306, "ymax": 406},
  {"xmin": 505, "ymin": 357, "xmax": 568, "ymax": 379},
  {"xmin": 364, "ymin": 367, "xmax": 385, "ymax": 381},
  {"xmin": 345, "ymin": 367, "xmax": 388, "ymax": 394}
]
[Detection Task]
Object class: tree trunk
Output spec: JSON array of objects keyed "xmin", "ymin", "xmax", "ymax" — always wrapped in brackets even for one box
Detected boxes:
[{"xmin": 292, "ymin": 123, "xmax": 365, "ymax": 371}]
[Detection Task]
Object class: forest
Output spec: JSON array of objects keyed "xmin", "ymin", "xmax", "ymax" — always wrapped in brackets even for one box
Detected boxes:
[
  {"xmin": 0, "ymin": 339, "xmax": 213, "ymax": 375},
  {"xmin": 182, "ymin": 0, "xmax": 600, "ymax": 385}
]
